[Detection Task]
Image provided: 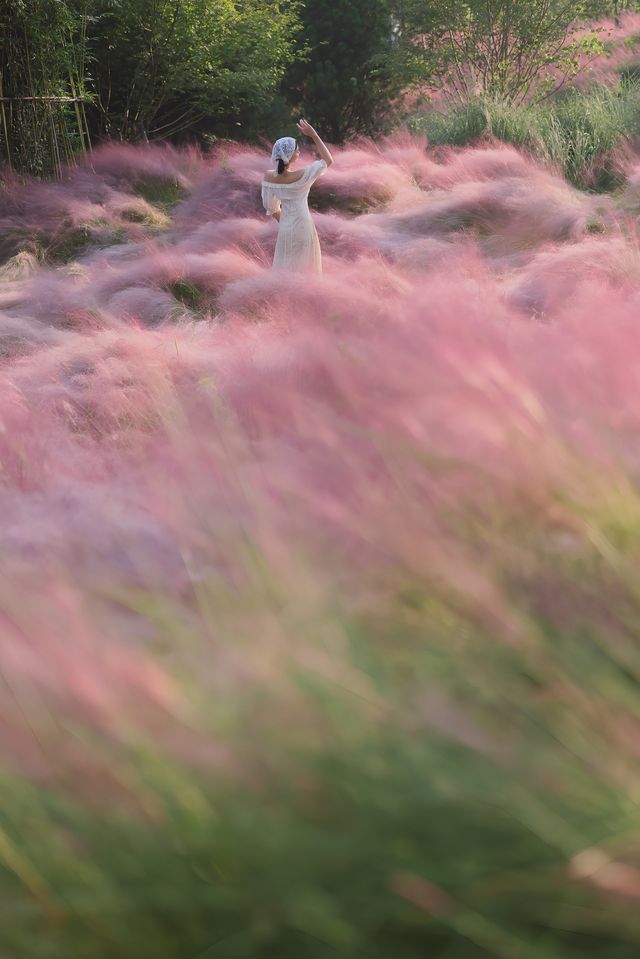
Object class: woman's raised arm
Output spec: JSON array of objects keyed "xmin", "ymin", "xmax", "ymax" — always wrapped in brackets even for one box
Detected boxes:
[{"xmin": 297, "ymin": 119, "xmax": 334, "ymax": 167}]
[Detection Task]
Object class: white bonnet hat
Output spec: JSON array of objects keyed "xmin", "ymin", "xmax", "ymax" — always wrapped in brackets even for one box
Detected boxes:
[{"xmin": 271, "ymin": 136, "xmax": 297, "ymax": 165}]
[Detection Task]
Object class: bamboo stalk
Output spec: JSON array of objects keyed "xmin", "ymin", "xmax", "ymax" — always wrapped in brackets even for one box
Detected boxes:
[
  {"xmin": 0, "ymin": 72, "xmax": 12, "ymax": 170},
  {"xmin": 49, "ymin": 105, "xmax": 62, "ymax": 178},
  {"xmin": 68, "ymin": 74, "xmax": 87, "ymax": 153},
  {"xmin": 80, "ymin": 99, "xmax": 92, "ymax": 151}
]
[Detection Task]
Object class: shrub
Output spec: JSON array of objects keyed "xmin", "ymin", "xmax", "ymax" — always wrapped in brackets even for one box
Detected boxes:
[{"xmin": 409, "ymin": 80, "xmax": 640, "ymax": 189}]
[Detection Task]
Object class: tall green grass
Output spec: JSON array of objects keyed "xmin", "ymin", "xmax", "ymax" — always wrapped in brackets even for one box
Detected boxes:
[{"xmin": 409, "ymin": 82, "xmax": 640, "ymax": 191}]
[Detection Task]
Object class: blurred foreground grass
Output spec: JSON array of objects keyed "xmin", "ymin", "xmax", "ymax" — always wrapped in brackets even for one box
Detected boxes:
[{"xmin": 2, "ymin": 461, "xmax": 640, "ymax": 959}]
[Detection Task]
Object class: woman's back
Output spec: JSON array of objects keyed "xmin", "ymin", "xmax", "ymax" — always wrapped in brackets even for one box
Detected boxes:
[
  {"xmin": 261, "ymin": 159, "xmax": 327, "ymax": 273},
  {"xmin": 261, "ymin": 160, "xmax": 327, "ymax": 224}
]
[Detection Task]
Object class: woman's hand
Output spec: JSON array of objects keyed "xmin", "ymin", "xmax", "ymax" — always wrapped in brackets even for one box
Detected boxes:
[
  {"xmin": 296, "ymin": 118, "xmax": 334, "ymax": 168},
  {"xmin": 297, "ymin": 118, "xmax": 318, "ymax": 139}
]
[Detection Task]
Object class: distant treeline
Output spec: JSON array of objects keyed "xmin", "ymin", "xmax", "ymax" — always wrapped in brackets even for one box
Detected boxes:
[{"xmin": 1, "ymin": 0, "xmax": 639, "ymax": 174}]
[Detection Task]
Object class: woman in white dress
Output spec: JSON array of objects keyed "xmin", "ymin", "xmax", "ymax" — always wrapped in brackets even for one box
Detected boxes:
[{"xmin": 261, "ymin": 119, "xmax": 334, "ymax": 274}]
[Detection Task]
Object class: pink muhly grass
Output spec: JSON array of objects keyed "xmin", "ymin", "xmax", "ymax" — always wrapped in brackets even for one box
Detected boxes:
[
  {"xmin": 2, "ymin": 135, "xmax": 640, "ymax": 801},
  {"xmin": 80, "ymin": 140, "xmax": 200, "ymax": 191}
]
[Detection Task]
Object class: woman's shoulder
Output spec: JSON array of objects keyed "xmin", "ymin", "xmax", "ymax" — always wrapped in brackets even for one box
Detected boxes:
[
  {"xmin": 263, "ymin": 169, "xmax": 307, "ymax": 185},
  {"xmin": 307, "ymin": 159, "xmax": 328, "ymax": 175}
]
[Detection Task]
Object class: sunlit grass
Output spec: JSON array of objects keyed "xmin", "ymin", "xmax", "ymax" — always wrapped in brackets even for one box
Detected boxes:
[{"xmin": 410, "ymin": 81, "xmax": 640, "ymax": 191}]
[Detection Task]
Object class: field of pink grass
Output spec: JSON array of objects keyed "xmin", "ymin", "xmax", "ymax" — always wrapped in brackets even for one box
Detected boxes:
[{"xmin": 2, "ymin": 135, "xmax": 640, "ymax": 957}]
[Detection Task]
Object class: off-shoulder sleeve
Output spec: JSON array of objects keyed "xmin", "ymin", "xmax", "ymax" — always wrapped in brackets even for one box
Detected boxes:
[
  {"xmin": 303, "ymin": 159, "xmax": 328, "ymax": 186},
  {"xmin": 261, "ymin": 182, "xmax": 281, "ymax": 216}
]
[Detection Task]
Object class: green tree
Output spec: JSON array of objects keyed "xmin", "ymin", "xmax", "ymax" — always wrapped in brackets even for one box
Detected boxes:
[
  {"xmin": 89, "ymin": 0, "xmax": 302, "ymax": 141},
  {"xmin": 395, "ymin": 0, "xmax": 604, "ymax": 105},
  {"xmin": 284, "ymin": 0, "xmax": 407, "ymax": 142}
]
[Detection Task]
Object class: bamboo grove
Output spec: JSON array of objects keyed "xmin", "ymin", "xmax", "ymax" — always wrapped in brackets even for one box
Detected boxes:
[{"xmin": 0, "ymin": 0, "xmax": 92, "ymax": 176}]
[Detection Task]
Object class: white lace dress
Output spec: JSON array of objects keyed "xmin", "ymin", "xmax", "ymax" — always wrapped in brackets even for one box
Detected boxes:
[{"xmin": 261, "ymin": 159, "xmax": 327, "ymax": 274}]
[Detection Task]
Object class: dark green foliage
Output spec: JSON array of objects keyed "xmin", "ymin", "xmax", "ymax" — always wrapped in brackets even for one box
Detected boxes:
[
  {"xmin": 285, "ymin": 0, "xmax": 405, "ymax": 142},
  {"xmin": 5, "ymin": 0, "xmax": 640, "ymax": 166},
  {"xmin": 87, "ymin": 0, "xmax": 303, "ymax": 142},
  {"xmin": 0, "ymin": 0, "xmax": 303, "ymax": 172}
]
